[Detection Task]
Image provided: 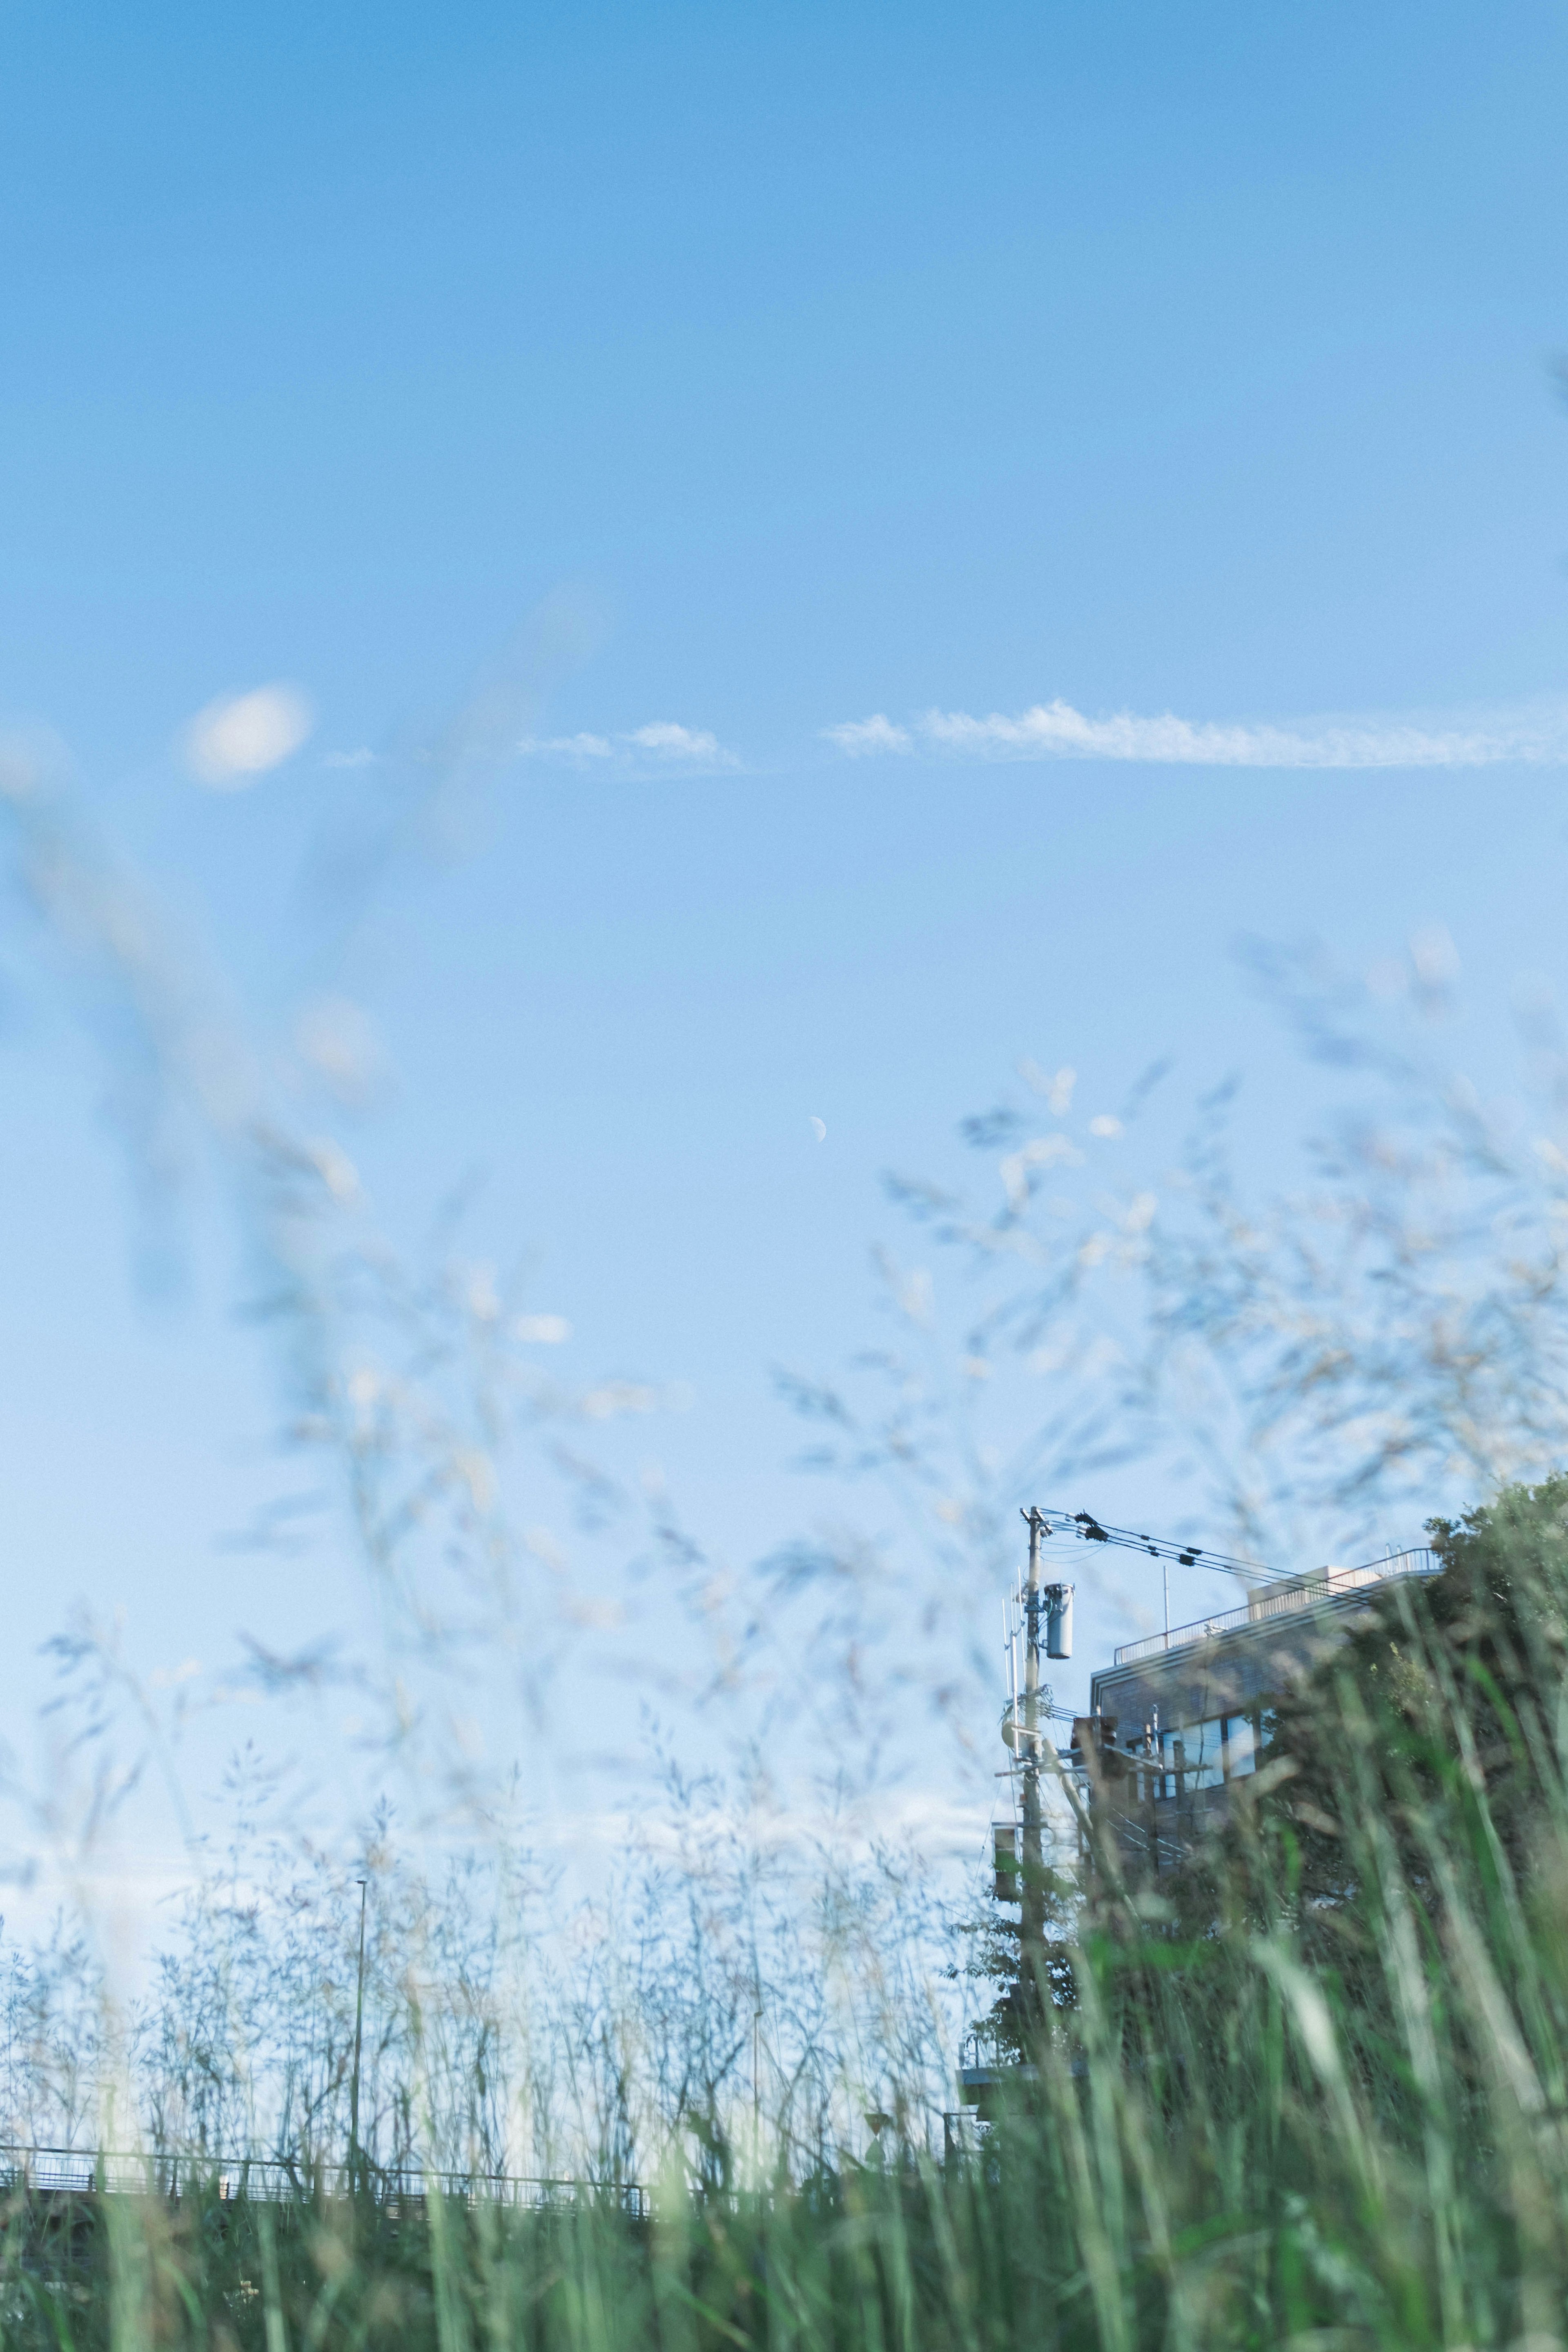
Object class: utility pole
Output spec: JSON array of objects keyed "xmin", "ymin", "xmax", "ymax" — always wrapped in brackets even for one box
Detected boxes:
[
  {"xmin": 350, "ymin": 1878, "xmax": 368, "ymax": 2186},
  {"xmin": 1020, "ymin": 1507, "xmax": 1046, "ymax": 2025}
]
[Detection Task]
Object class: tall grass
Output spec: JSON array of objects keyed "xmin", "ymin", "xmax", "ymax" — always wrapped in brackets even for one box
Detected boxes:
[{"xmin": 9, "ymin": 1515, "xmax": 1568, "ymax": 2341}]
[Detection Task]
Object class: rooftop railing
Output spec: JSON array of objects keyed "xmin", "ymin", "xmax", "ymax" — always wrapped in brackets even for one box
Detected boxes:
[{"xmin": 1111, "ymin": 1547, "xmax": 1438, "ymax": 1669}]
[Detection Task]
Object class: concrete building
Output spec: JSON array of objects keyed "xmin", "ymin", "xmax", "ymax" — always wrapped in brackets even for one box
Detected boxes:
[
  {"xmin": 961, "ymin": 1526, "xmax": 1441, "ymax": 2107},
  {"xmin": 1065, "ymin": 1546, "xmax": 1437, "ymax": 1873}
]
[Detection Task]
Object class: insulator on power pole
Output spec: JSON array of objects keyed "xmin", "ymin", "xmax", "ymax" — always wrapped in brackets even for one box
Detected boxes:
[
  {"xmin": 993, "ymin": 1822, "xmax": 1020, "ymax": 1903},
  {"xmin": 1045, "ymin": 1584, "xmax": 1074, "ymax": 1659}
]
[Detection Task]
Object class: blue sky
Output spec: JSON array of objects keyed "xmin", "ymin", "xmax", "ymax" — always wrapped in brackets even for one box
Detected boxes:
[{"xmin": 1, "ymin": 0, "xmax": 1566, "ymax": 1883}]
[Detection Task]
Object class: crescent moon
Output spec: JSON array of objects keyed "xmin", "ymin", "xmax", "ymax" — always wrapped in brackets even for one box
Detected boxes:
[{"xmin": 809, "ymin": 1116, "xmax": 827, "ymax": 1142}]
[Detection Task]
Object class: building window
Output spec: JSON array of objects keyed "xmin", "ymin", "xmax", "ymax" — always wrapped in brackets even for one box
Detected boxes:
[
  {"xmin": 1194, "ymin": 1717, "xmax": 1225, "ymax": 1788},
  {"xmin": 1159, "ymin": 1720, "xmax": 1225, "ymax": 1795}
]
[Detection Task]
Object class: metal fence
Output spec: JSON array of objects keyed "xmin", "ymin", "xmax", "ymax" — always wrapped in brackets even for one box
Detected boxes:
[
  {"xmin": 1111, "ymin": 1548, "xmax": 1438, "ymax": 1669},
  {"xmin": 0, "ymin": 2145, "xmax": 650, "ymax": 2216}
]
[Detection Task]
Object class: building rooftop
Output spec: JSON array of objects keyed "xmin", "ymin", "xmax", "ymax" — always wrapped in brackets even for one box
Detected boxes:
[{"xmin": 1109, "ymin": 1545, "xmax": 1437, "ymax": 1669}]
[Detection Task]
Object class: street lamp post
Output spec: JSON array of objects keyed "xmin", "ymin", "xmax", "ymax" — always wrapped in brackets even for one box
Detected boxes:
[{"xmin": 349, "ymin": 1878, "xmax": 368, "ymax": 2187}]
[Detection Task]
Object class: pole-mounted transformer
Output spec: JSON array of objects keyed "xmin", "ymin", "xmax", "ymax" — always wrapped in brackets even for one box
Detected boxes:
[
  {"xmin": 992, "ymin": 1822, "xmax": 1020, "ymax": 1903},
  {"xmin": 1043, "ymin": 1582, "xmax": 1074, "ymax": 1659}
]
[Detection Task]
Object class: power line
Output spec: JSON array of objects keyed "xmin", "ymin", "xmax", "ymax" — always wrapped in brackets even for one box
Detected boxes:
[{"xmin": 1028, "ymin": 1507, "xmax": 1288, "ymax": 1587}]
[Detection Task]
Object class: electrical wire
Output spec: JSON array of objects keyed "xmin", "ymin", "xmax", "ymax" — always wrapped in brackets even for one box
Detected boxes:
[{"xmin": 1026, "ymin": 1506, "xmax": 1289, "ymax": 1586}]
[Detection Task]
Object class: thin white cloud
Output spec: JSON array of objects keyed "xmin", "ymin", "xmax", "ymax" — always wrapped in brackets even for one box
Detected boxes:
[
  {"xmin": 822, "ymin": 713, "xmax": 911, "ymax": 755},
  {"xmin": 519, "ymin": 722, "xmax": 734, "ymax": 772},
  {"xmin": 827, "ymin": 695, "xmax": 1568, "ymax": 770},
  {"xmin": 322, "ymin": 746, "xmax": 377, "ymax": 770},
  {"xmin": 521, "ymin": 732, "xmax": 615, "ymax": 761},
  {"xmin": 627, "ymin": 720, "xmax": 726, "ymax": 762},
  {"xmin": 183, "ymin": 683, "xmax": 314, "ymax": 788}
]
